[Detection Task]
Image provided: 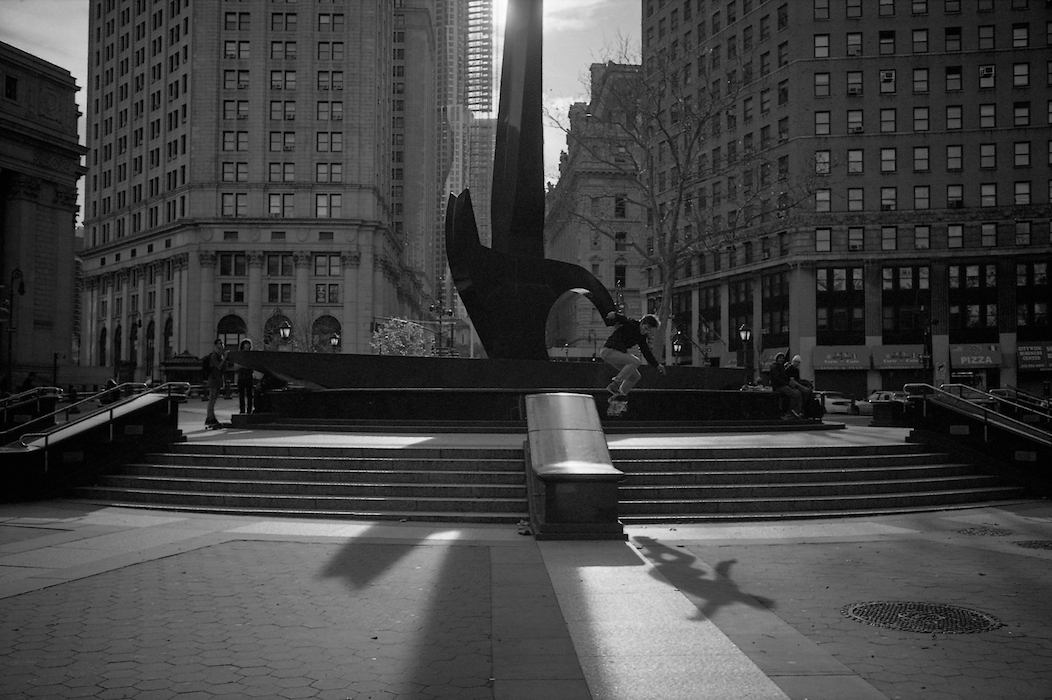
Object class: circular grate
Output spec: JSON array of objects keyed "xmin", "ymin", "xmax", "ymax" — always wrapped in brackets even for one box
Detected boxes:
[
  {"xmin": 841, "ymin": 601, "xmax": 1002, "ymax": 634},
  {"xmin": 955, "ymin": 527, "xmax": 1014, "ymax": 537},
  {"xmin": 1014, "ymin": 540, "xmax": 1052, "ymax": 550}
]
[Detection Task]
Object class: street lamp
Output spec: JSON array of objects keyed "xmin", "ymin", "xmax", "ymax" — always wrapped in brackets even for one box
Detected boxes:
[
  {"xmin": 329, "ymin": 332, "xmax": 340, "ymax": 353},
  {"xmin": 279, "ymin": 321, "xmax": 291, "ymax": 345},
  {"xmin": 430, "ymin": 302, "xmax": 454, "ymax": 356},
  {"xmin": 4, "ymin": 268, "xmax": 26, "ymax": 386},
  {"xmin": 738, "ymin": 324, "xmax": 753, "ymax": 378}
]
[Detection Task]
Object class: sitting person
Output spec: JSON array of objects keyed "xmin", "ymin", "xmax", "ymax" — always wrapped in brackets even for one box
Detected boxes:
[
  {"xmin": 784, "ymin": 354, "xmax": 813, "ymax": 407},
  {"xmin": 769, "ymin": 351, "xmax": 803, "ymax": 418}
]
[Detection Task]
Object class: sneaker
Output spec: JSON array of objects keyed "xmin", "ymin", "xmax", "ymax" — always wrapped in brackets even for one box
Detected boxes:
[{"xmin": 606, "ymin": 381, "xmax": 622, "ymax": 395}]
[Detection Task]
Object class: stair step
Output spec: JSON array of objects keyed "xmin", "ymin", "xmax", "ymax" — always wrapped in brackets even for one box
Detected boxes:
[
  {"xmin": 614, "ymin": 453, "xmax": 954, "ymax": 472},
  {"xmin": 96, "ymin": 475, "xmax": 525, "ymax": 498},
  {"xmin": 120, "ymin": 464, "xmax": 525, "ymax": 484},
  {"xmin": 143, "ymin": 453, "xmax": 525, "ymax": 471},
  {"xmin": 619, "ymin": 475, "xmax": 1006, "ymax": 500},
  {"xmin": 618, "ymin": 463, "xmax": 977, "ymax": 485}
]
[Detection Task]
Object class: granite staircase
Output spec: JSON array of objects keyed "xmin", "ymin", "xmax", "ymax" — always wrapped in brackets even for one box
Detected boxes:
[{"xmin": 69, "ymin": 439, "xmax": 1026, "ymax": 523}]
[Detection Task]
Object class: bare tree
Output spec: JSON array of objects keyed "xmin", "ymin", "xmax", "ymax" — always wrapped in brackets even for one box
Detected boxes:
[{"xmin": 548, "ymin": 39, "xmax": 819, "ymax": 359}]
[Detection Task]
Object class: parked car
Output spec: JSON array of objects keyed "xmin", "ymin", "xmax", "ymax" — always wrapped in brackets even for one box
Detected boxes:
[
  {"xmin": 857, "ymin": 390, "xmax": 909, "ymax": 416},
  {"xmin": 815, "ymin": 390, "xmax": 858, "ymax": 414}
]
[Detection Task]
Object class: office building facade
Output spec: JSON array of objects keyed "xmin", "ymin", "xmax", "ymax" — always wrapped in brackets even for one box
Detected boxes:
[
  {"xmin": 82, "ymin": 0, "xmax": 441, "ymax": 381},
  {"xmin": 642, "ymin": 0, "xmax": 1052, "ymax": 397}
]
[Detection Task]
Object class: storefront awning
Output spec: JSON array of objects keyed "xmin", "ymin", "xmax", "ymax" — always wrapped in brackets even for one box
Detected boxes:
[
  {"xmin": 872, "ymin": 344, "xmax": 926, "ymax": 369},
  {"xmin": 949, "ymin": 344, "xmax": 1002, "ymax": 368},
  {"xmin": 759, "ymin": 347, "xmax": 790, "ymax": 371},
  {"xmin": 813, "ymin": 345, "xmax": 870, "ymax": 370},
  {"xmin": 1018, "ymin": 342, "xmax": 1052, "ymax": 371}
]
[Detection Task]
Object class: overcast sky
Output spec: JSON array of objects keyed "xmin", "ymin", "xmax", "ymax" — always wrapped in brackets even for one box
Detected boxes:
[{"xmin": 0, "ymin": 0, "xmax": 639, "ymax": 209}]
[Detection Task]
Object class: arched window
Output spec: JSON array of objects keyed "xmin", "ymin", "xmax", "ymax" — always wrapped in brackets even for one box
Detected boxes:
[
  {"xmin": 264, "ymin": 314, "xmax": 292, "ymax": 349},
  {"xmin": 145, "ymin": 321, "xmax": 156, "ymax": 377},
  {"xmin": 98, "ymin": 326, "xmax": 108, "ymax": 367},
  {"xmin": 113, "ymin": 325, "xmax": 123, "ymax": 368},
  {"xmin": 217, "ymin": 314, "xmax": 247, "ymax": 348},
  {"xmin": 311, "ymin": 315, "xmax": 342, "ymax": 352},
  {"xmin": 163, "ymin": 317, "xmax": 174, "ymax": 361}
]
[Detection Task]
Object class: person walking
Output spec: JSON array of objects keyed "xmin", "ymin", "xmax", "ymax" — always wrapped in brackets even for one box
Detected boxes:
[
  {"xmin": 205, "ymin": 338, "xmax": 228, "ymax": 427},
  {"xmin": 599, "ymin": 312, "xmax": 666, "ymax": 398}
]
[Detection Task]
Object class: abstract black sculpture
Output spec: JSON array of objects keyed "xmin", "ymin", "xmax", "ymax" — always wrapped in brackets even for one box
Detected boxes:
[{"xmin": 446, "ymin": 0, "xmax": 616, "ymax": 361}]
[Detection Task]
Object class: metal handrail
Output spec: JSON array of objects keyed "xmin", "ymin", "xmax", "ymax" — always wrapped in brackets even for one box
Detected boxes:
[
  {"xmin": 13, "ymin": 382, "xmax": 190, "ymax": 452},
  {"xmin": 940, "ymin": 383, "xmax": 1052, "ymax": 422},
  {"xmin": 904, "ymin": 382, "xmax": 1052, "ymax": 449},
  {"xmin": 0, "ymin": 386, "xmax": 62, "ymax": 409}
]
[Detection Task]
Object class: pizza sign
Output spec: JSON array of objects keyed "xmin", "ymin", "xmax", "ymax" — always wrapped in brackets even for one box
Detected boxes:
[{"xmin": 949, "ymin": 344, "xmax": 1002, "ymax": 368}]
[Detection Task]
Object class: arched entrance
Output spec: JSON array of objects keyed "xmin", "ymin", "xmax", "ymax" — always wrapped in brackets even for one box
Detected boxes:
[
  {"xmin": 217, "ymin": 314, "xmax": 247, "ymax": 349},
  {"xmin": 264, "ymin": 314, "xmax": 292, "ymax": 350},
  {"xmin": 312, "ymin": 315, "xmax": 342, "ymax": 352}
]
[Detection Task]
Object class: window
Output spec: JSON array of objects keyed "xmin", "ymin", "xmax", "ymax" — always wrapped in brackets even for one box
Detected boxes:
[
  {"xmin": 879, "ymin": 0, "xmax": 895, "ymax": 16},
  {"xmin": 316, "ymin": 132, "xmax": 343, "ymax": 152},
  {"xmin": 814, "ymin": 72, "xmax": 830, "ymax": 97},
  {"xmin": 816, "ymin": 189, "xmax": 831, "ymax": 211},
  {"xmin": 268, "ymin": 162, "xmax": 295, "ymax": 182},
  {"xmin": 980, "ymin": 143, "xmax": 997, "ymax": 169},
  {"xmin": 881, "ymin": 187, "xmax": 898, "ymax": 211},
  {"xmin": 316, "ymin": 162, "xmax": 342, "ymax": 183},
  {"xmin": 847, "ymin": 110, "xmax": 863, "ymax": 133},
  {"xmin": 915, "ymin": 225, "xmax": 930, "ymax": 249},
  {"xmin": 946, "ymin": 145, "xmax": 963, "ymax": 171},
  {"xmin": 880, "ymin": 109, "xmax": 896, "ymax": 132},
  {"xmin": 814, "ymin": 34, "xmax": 830, "ymax": 57},
  {"xmin": 980, "ymin": 183, "xmax": 997, "ymax": 207},
  {"xmin": 913, "ymin": 29, "xmax": 928, "ymax": 52},
  {"xmin": 982, "ymin": 223, "xmax": 997, "ymax": 247},
  {"xmin": 847, "ymin": 0, "xmax": 862, "ymax": 18},
  {"xmin": 945, "ymin": 27, "xmax": 962, "ymax": 51},
  {"xmin": 879, "ymin": 31, "xmax": 895, "ymax": 55},
  {"xmin": 318, "ymin": 41, "xmax": 345, "ymax": 61},
  {"xmin": 849, "ymin": 227, "xmax": 864, "ymax": 250},
  {"xmin": 221, "ymin": 192, "xmax": 247, "ymax": 217},
  {"xmin": 315, "ymin": 193, "xmax": 342, "ymax": 218},
  {"xmin": 913, "ymin": 107, "xmax": 929, "ymax": 131},
  {"xmin": 1014, "ymin": 63, "xmax": 1030, "ymax": 88},
  {"xmin": 318, "ymin": 13, "xmax": 344, "ymax": 32},
  {"xmin": 947, "ymin": 224, "xmax": 963, "ymax": 249},
  {"xmin": 914, "ymin": 186, "xmax": 930, "ymax": 210},
  {"xmin": 266, "ymin": 254, "xmax": 294, "ymax": 277},
  {"xmin": 814, "ymin": 111, "xmax": 830, "ymax": 135},
  {"xmin": 913, "ymin": 146, "xmax": 930, "ymax": 172},
  {"xmin": 848, "ymin": 188, "xmax": 864, "ymax": 211},
  {"xmin": 268, "ymin": 193, "xmax": 294, "ymax": 217},
  {"xmin": 1015, "ymin": 181, "xmax": 1031, "ymax": 205},
  {"xmin": 979, "ymin": 104, "xmax": 996, "ymax": 128},
  {"xmin": 1015, "ymin": 141, "xmax": 1031, "ymax": 167},
  {"xmin": 879, "ymin": 69, "xmax": 896, "ymax": 93},
  {"xmin": 815, "ymin": 150, "xmax": 831, "ymax": 174},
  {"xmin": 269, "ymin": 131, "xmax": 294, "ymax": 151},
  {"xmin": 267, "ymin": 283, "xmax": 292, "ymax": 304},
  {"xmin": 1014, "ymin": 101, "xmax": 1030, "ymax": 126},
  {"xmin": 1016, "ymin": 221, "xmax": 1032, "ymax": 245},
  {"xmin": 979, "ymin": 65, "xmax": 995, "ymax": 89},
  {"xmin": 614, "ymin": 194, "xmax": 627, "ymax": 218},
  {"xmin": 847, "ymin": 71, "xmax": 862, "ymax": 95},
  {"xmin": 270, "ymin": 70, "xmax": 296, "ymax": 90},
  {"xmin": 847, "ymin": 33, "xmax": 862, "ymax": 56},
  {"xmin": 270, "ymin": 100, "xmax": 295, "ymax": 120},
  {"xmin": 978, "ymin": 25, "xmax": 995, "ymax": 50},
  {"xmin": 222, "ymin": 162, "xmax": 248, "ymax": 182},
  {"xmin": 880, "ymin": 148, "xmax": 896, "ymax": 173},
  {"xmin": 814, "ymin": 0, "xmax": 830, "ymax": 19},
  {"xmin": 816, "ymin": 228, "xmax": 831, "ymax": 252},
  {"xmin": 881, "ymin": 226, "xmax": 898, "ymax": 251},
  {"xmin": 913, "ymin": 0, "xmax": 928, "ymax": 14},
  {"xmin": 848, "ymin": 149, "xmax": 864, "ymax": 173},
  {"xmin": 271, "ymin": 12, "xmax": 297, "ymax": 31},
  {"xmin": 947, "ymin": 184, "xmax": 964, "ymax": 208},
  {"xmin": 1013, "ymin": 23, "xmax": 1029, "ymax": 48},
  {"xmin": 946, "ymin": 66, "xmax": 962, "ymax": 91},
  {"xmin": 946, "ymin": 105, "xmax": 962, "ymax": 130}
]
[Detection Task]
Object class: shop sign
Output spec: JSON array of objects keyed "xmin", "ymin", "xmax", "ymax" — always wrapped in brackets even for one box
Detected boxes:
[
  {"xmin": 949, "ymin": 344, "xmax": 1002, "ymax": 368},
  {"xmin": 812, "ymin": 345, "xmax": 870, "ymax": 370},
  {"xmin": 1017, "ymin": 342, "xmax": 1052, "ymax": 371},
  {"xmin": 872, "ymin": 345, "xmax": 925, "ymax": 369}
]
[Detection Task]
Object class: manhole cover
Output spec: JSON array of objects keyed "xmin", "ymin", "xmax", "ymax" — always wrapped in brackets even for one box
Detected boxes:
[
  {"xmin": 955, "ymin": 527, "xmax": 1014, "ymax": 536},
  {"xmin": 1014, "ymin": 540, "xmax": 1052, "ymax": 550},
  {"xmin": 841, "ymin": 601, "xmax": 1002, "ymax": 634}
]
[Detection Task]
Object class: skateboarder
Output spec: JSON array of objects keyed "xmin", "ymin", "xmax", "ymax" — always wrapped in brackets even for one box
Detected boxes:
[
  {"xmin": 205, "ymin": 338, "xmax": 228, "ymax": 428},
  {"xmin": 599, "ymin": 312, "xmax": 666, "ymax": 400}
]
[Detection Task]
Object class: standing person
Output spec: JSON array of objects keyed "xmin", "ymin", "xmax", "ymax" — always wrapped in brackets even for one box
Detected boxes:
[
  {"xmin": 205, "ymin": 338, "xmax": 228, "ymax": 427},
  {"xmin": 769, "ymin": 351, "xmax": 803, "ymax": 419},
  {"xmin": 235, "ymin": 339, "xmax": 255, "ymax": 414},
  {"xmin": 599, "ymin": 312, "xmax": 666, "ymax": 397}
]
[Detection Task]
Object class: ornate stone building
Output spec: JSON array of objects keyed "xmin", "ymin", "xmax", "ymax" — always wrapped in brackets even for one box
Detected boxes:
[{"xmin": 0, "ymin": 41, "xmax": 87, "ymax": 387}]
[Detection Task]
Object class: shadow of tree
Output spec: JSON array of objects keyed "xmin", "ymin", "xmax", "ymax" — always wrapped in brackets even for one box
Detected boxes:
[{"xmin": 634, "ymin": 536, "xmax": 775, "ymax": 622}]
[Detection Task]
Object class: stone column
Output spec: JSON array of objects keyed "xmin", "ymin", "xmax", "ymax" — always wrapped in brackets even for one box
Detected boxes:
[
  {"xmin": 247, "ymin": 251, "xmax": 264, "ymax": 342},
  {"xmin": 341, "ymin": 250, "xmax": 361, "ymax": 350},
  {"xmin": 198, "ymin": 252, "xmax": 216, "ymax": 350},
  {"xmin": 173, "ymin": 253, "xmax": 189, "ymax": 354},
  {"xmin": 294, "ymin": 252, "xmax": 311, "ymax": 343},
  {"xmin": 356, "ymin": 234, "xmax": 375, "ymax": 355}
]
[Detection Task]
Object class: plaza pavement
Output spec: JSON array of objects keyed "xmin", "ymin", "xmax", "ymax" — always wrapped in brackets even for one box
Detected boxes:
[{"xmin": 0, "ymin": 397, "xmax": 1050, "ymax": 700}]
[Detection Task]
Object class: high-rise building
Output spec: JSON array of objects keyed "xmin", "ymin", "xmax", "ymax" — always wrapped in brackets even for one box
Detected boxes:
[
  {"xmin": 81, "ymin": 0, "xmax": 439, "ymax": 381},
  {"xmin": 642, "ymin": 0, "xmax": 1052, "ymax": 397},
  {"xmin": 0, "ymin": 42, "xmax": 86, "ymax": 386}
]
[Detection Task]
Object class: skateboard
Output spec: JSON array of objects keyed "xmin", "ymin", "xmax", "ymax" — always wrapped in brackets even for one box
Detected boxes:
[
  {"xmin": 606, "ymin": 395, "xmax": 629, "ymax": 418},
  {"xmin": 204, "ymin": 421, "xmax": 231, "ymax": 430}
]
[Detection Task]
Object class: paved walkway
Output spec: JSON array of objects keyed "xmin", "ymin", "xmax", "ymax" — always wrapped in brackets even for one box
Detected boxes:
[{"xmin": 0, "ymin": 399, "xmax": 1049, "ymax": 699}]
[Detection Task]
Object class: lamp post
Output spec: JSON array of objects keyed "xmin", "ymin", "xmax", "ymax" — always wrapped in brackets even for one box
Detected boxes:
[
  {"xmin": 279, "ymin": 321, "xmax": 291, "ymax": 350},
  {"xmin": 738, "ymin": 324, "xmax": 753, "ymax": 379},
  {"xmin": 4, "ymin": 268, "xmax": 26, "ymax": 386},
  {"xmin": 330, "ymin": 332, "xmax": 340, "ymax": 353},
  {"xmin": 587, "ymin": 329, "xmax": 597, "ymax": 361},
  {"xmin": 429, "ymin": 302, "xmax": 454, "ymax": 356}
]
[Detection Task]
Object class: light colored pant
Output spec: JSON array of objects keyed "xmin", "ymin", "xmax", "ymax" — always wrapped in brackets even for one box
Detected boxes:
[{"xmin": 600, "ymin": 347, "xmax": 644, "ymax": 395}]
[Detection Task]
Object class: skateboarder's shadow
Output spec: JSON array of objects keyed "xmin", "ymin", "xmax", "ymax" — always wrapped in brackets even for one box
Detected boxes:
[{"xmin": 634, "ymin": 536, "xmax": 775, "ymax": 622}]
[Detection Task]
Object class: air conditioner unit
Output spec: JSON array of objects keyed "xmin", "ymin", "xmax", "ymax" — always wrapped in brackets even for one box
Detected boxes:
[
  {"xmin": 237, "ymin": 84, "xmax": 248, "ymax": 89},
  {"xmin": 332, "ymin": 115, "xmax": 343, "ymax": 120},
  {"xmin": 849, "ymin": 125, "xmax": 864, "ymax": 133},
  {"xmin": 949, "ymin": 199, "xmax": 964, "ymax": 208},
  {"xmin": 271, "ymin": 84, "xmax": 282, "ymax": 90},
  {"xmin": 762, "ymin": 251, "xmax": 771, "ymax": 260},
  {"xmin": 225, "ymin": 53, "xmax": 237, "ymax": 59},
  {"xmin": 319, "ymin": 85, "xmax": 330, "ymax": 90},
  {"xmin": 847, "ymin": 85, "xmax": 862, "ymax": 95},
  {"xmin": 333, "ymin": 85, "xmax": 343, "ymax": 90},
  {"xmin": 284, "ymin": 115, "xmax": 295, "ymax": 120},
  {"xmin": 880, "ymin": 71, "xmax": 895, "ymax": 82},
  {"xmin": 848, "ymin": 46, "xmax": 861, "ymax": 56},
  {"xmin": 780, "ymin": 326, "xmax": 790, "ymax": 333},
  {"xmin": 849, "ymin": 242, "xmax": 863, "ymax": 251},
  {"xmin": 282, "ymin": 145, "xmax": 294, "ymax": 151},
  {"xmin": 287, "ymin": 53, "xmax": 297, "ymax": 59},
  {"xmin": 979, "ymin": 66, "xmax": 995, "ymax": 77},
  {"xmin": 270, "ymin": 213, "xmax": 282, "ymax": 217},
  {"xmin": 236, "ymin": 114, "xmax": 247, "ymax": 120},
  {"xmin": 881, "ymin": 204, "xmax": 895, "ymax": 211}
]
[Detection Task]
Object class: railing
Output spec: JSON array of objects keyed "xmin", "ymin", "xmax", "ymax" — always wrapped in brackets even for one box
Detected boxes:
[
  {"xmin": 12, "ymin": 382, "xmax": 191, "ymax": 453},
  {"xmin": 904, "ymin": 383, "xmax": 1052, "ymax": 450},
  {"xmin": 0, "ymin": 386, "xmax": 61, "ymax": 410}
]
